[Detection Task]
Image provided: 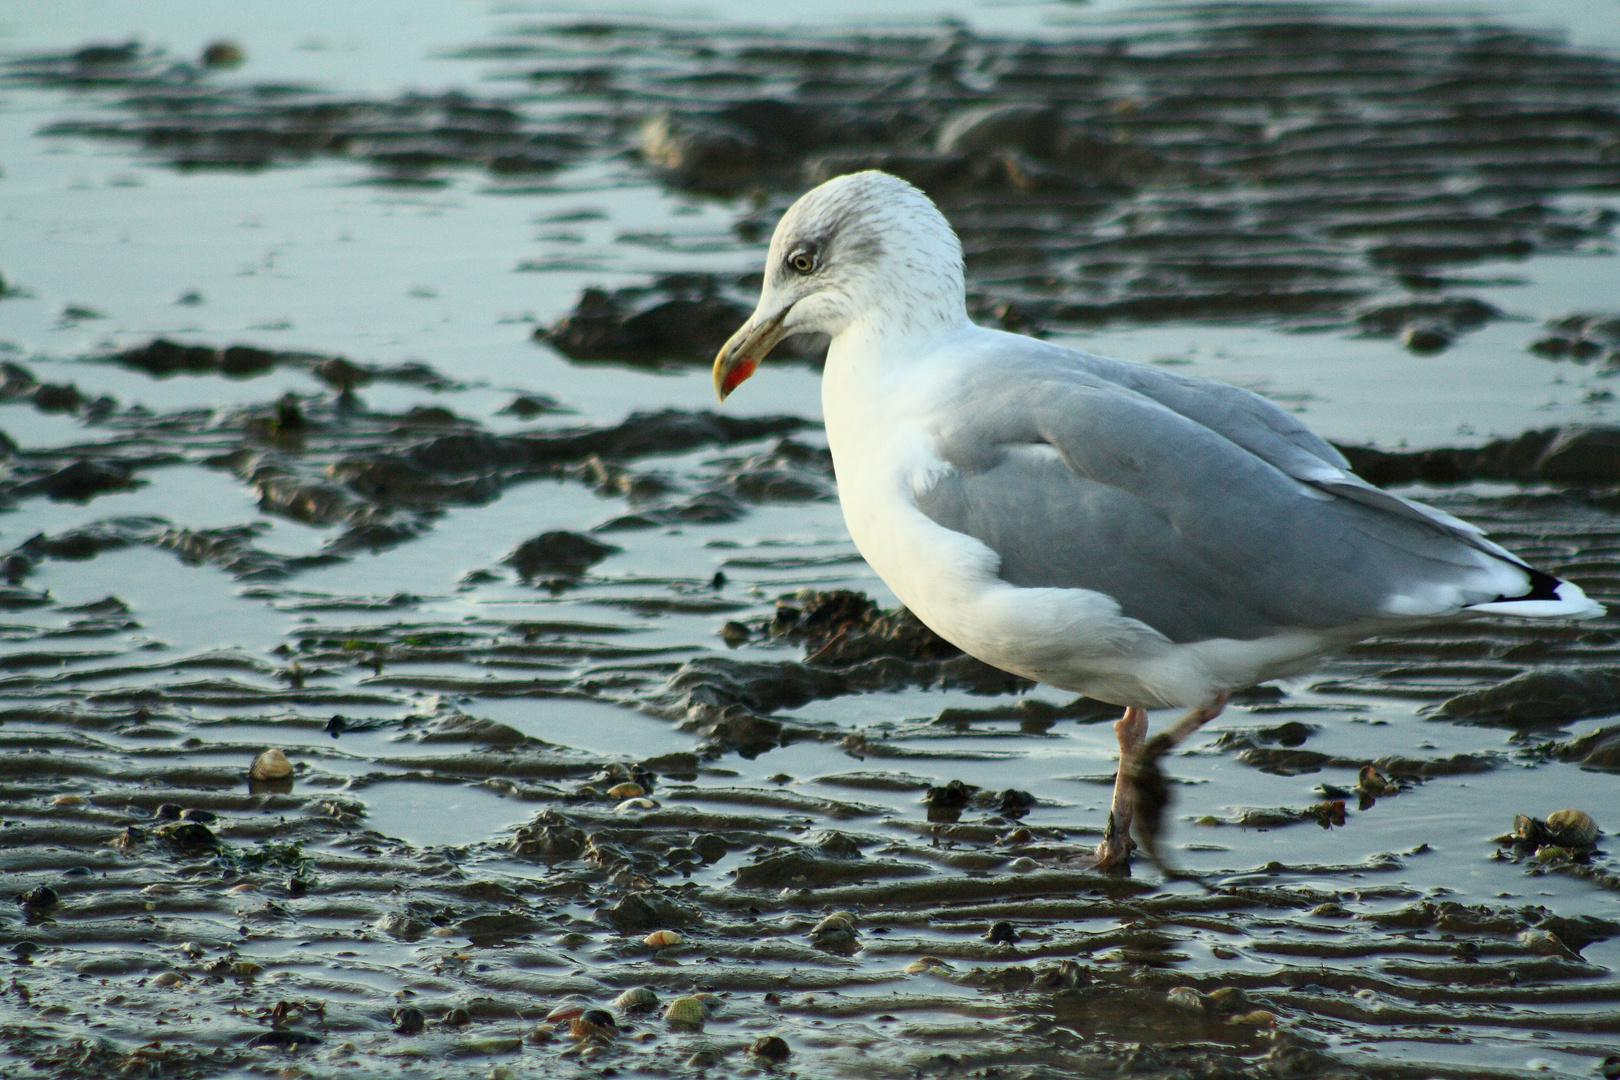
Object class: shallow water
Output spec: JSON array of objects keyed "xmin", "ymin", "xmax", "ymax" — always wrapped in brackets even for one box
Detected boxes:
[{"xmin": 2, "ymin": 1, "xmax": 1619, "ymax": 1077}]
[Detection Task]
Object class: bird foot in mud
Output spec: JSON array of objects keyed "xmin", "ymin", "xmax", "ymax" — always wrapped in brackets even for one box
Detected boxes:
[{"xmin": 1090, "ymin": 812, "xmax": 1135, "ymax": 872}]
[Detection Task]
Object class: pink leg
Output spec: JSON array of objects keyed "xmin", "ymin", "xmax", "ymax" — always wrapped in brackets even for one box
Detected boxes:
[
  {"xmin": 1093, "ymin": 706, "xmax": 1148, "ymax": 869},
  {"xmin": 1130, "ymin": 691, "xmax": 1230, "ymax": 864}
]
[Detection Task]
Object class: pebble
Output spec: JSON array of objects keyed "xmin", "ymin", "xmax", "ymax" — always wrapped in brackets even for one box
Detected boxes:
[
  {"xmin": 1167, "ymin": 986, "xmax": 1204, "ymax": 1011},
  {"xmin": 986, "ymin": 920, "xmax": 1019, "ymax": 945},
  {"xmin": 750, "ymin": 1035, "xmax": 791, "ymax": 1062},
  {"xmin": 392, "ymin": 1006, "xmax": 426, "ymax": 1035}
]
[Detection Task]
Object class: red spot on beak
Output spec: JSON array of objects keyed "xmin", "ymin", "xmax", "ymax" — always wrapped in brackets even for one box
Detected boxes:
[{"xmin": 721, "ymin": 357, "xmax": 759, "ymax": 395}]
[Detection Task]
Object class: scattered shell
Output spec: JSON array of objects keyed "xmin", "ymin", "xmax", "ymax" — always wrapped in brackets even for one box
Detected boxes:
[
  {"xmin": 810, "ymin": 912, "xmax": 858, "ymax": 946},
  {"xmin": 1228, "ymin": 1009, "xmax": 1277, "ymax": 1027},
  {"xmin": 1167, "ymin": 986, "xmax": 1205, "ymax": 1011},
  {"xmin": 545, "ymin": 1003, "xmax": 587, "ymax": 1023},
  {"xmin": 1545, "ymin": 809, "xmax": 1600, "ymax": 848},
  {"xmin": 1357, "ymin": 765, "xmax": 1398, "ymax": 796},
  {"xmin": 663, "ymin": 996, "xmax": 709, "ymax": 1025},
  {"xmin": 570, "ymin": 1010, "xmax": 617, "ymax": 1042},
  {"xmin": 392, "ymin": 1006, "xmax": 425, "ymax": 1035},
  {"xmin": 440, "ymin": 1006, "xmax": 470, "ymax": 1027},
  {"xmin": 226, "ymin": 883, "xmax": 256, "ymax": 894},
  {"xmin": 1009, "ymin": 857, "xmax": 1040, "ymax": 872},
  {"xmin": 150, "ymin": 971, "xmax": 183, "ymax": 988},
  {"xmin": 906, "ymin": 956, "xmax": 950, "ymax": 974},
  {"xmin": 1519, "ymin": 928, "xmax": 1579, "ymax": 958},
  {"xmin": 606, "ymin": 782, "xmax": 646, "ymax": 799},
  {"xmin": 750, "ymin": 1035, "xmax": 791, "ymax": 1062},
  {"xmin": 51, "ymin": 794, "xmax": 85, "ymax": 806},
  {"xmin": 644, "ymin": 929, "xmax": 683, "ymax": 948},
  {"xmin": 613, "ymin": 987, "xmax": 659, "ymax": 1012},
  {"xmin": 525, "ymin": 1024, "xmax": 555, "ymax": 1045},
  {"xmin": 250, "ymin": 748, "xmax": 293, "ymax": 781},
  {"xmin": 685, "ymin": 1050, "xmax": 723, "ymax": 1068},
  {"xmin": 691, "ymin": 992, "xmax": 723, "ymax": 1016},
  {"xmin": 141, "ymin": 884, "xmax": 178, "ymax": 896},
  {"xmin": 615, "ymin": 797, "xmax": 658, "ymax": 813},
  {"xmin": 1205, "ymin": 987, "xmax": 1248, "ymax": 1013},
  {"xmin": 230, "ymin": 960, "xmax": 262, "ymax": 978},
  {"xmin": 179, "ymin": 941, "xmax": 204, "ymax": 959}
]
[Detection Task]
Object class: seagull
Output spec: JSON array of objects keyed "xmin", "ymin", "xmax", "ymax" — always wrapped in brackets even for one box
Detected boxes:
[{"xmin": 712, "ymin": 170, "xmax": 1603, "ymax": 869}]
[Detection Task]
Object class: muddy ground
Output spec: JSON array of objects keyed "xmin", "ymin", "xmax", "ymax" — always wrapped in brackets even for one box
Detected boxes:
[{"xmin": 2, "ymin": 4, "xmax": 1620, "ymax": 1078}]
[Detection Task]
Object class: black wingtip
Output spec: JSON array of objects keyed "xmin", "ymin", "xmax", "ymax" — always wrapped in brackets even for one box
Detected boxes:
[{"xmin": 1492, "ymin": 566, "xmax": 1563, "ymax": 605}]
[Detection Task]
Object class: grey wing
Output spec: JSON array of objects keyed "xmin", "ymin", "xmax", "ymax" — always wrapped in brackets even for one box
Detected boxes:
[
  {"xmin": 988, "ymin": 335, "xmax": 1519, "ymax": 560},
  {"xmin": 915, "ymin": 371, "xmax": 1528, "ymax": 644}
]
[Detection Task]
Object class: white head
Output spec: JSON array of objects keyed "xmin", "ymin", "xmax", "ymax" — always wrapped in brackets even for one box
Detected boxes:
[{"xmin": 713, "ymin": 170, "xmax": 967, "ymax": 400}]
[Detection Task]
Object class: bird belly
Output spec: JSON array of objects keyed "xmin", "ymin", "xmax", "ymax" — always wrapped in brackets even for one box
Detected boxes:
[{"xmin": 831, "ymin": 431, "xmax": 1346, "ymax": 708}]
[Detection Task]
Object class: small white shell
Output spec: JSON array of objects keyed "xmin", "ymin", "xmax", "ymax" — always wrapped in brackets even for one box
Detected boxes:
[
  {"xmin": 151, "ymin": 972, "xmax": 183, "ymax": 988},
  {"xmin": 615, "ymin": 797, "xmax": 658, "ymax": 813},
  {"xmin": 141, "ymin": 883, "xmax": 179, "ymax": 896},
  {"xmin": 905, "ymin": 956, "xmax": 949, "ymax": 974},
  {"xmin": 545, "ymin": 1002, "xmax": 586, "ymax": 1023},
  {"xmin": 249, "ymin": 748, "xmax": 292, "ymax": 781},
  {"xmin": 663, "ymin": 996, "xmax": 708, "ymax": 1025},
  {"xmin": 644, "ymin": 929, "xmax": 683, "ymax": 948},
  {"xmin": 613, "ymin": 986, "xmax": 659, "ymax": 1012}
]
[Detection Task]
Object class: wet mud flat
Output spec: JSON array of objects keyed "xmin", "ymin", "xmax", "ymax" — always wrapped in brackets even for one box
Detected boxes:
[
  {"xmin": 2, "ymin": 4, "xmax": 1620, "ymax": 1079},
  {"xmin": 4, "ymin": 334, "xmax": 1620, "ymax": 1078}
]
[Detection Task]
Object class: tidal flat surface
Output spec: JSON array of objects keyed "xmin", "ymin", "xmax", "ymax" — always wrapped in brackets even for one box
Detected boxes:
[{"xmin": 1, "ymin": 1, "xmax": 1619, "ymax": 1077}]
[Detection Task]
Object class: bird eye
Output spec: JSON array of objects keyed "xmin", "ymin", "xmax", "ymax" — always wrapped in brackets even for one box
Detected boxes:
[{"xmin": 788, "ymin": 249, "xmax": 817, "ymax": 274}]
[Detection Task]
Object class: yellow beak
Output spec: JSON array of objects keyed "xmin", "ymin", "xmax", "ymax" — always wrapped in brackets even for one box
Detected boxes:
[{"xmin": 712, "ymin": 306, "xmax": 792, "ymax": 402}]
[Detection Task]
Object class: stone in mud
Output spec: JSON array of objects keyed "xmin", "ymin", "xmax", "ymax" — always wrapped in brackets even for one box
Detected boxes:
[
  {"xmin": 1535, "ymin": 427, "xmax": 1620, "ymax": 485},
  {"xmin": 601, "ymin": 891, "xmax": 700, "ymax": 933},
  {"xmin": 510, "ymin": 821, "xmax": 588, "ymax": 862},
  {"xmin": 733, "ymin": 848, "xmax": 924, "ymax": 889},
  {"xmin": 158, "ymin": 821, "xmax": 217, "ymax": 847},
  {"xmin": 415, "ymin": 711, "xmax": 532, "ymax": 746},
  {"xmin": 17, "ymin": 885, "xmax": 58, "ymax": 910},
  {"xmin": 640, "ymin": 113, "xmax": 774, "ymax": 190},
  {"xmin": 32, "ymin": 383, "xmax": 83, "ymax": 412},
  {"xmin": 1355, "ymin": 297, "xmax": 1501, "ymax": 339},
  {"xmin": 1439, "ymin": 668, "xmax": 1620, "ymax": 728},
  {"xmin": 1556, "ymin": 724, "xmax": 1620, "ymax": 771},
  {"xmin": 503, "ymin": 531, "xmax": 619, "ymax": 579},
  {"xmin": 115, "ymin": 339, "xmax": 221, "ymax": 376},
  {"xmin": 540, "ymin": 275, "xmax": 752, "ymax": 364},
  {"xmin": 691, "ymin": 833, "xmax": 727, "ymax": 864},
  {"xmin": 393, "ymin": 1006, "xmax": 426, "ymax": 1035},
  {"xmin": 247, "ymin": 1030, "xmax": 321, "ymax": 1048},
  {"xmin": 17, "ymin": 460, "xmax": 143, "ymax": 502}
]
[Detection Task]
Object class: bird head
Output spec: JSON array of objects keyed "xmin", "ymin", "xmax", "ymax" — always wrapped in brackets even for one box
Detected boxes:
[{"xmin": 712, "ymin": 170, "xmax": 966, "ymax": 401}]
